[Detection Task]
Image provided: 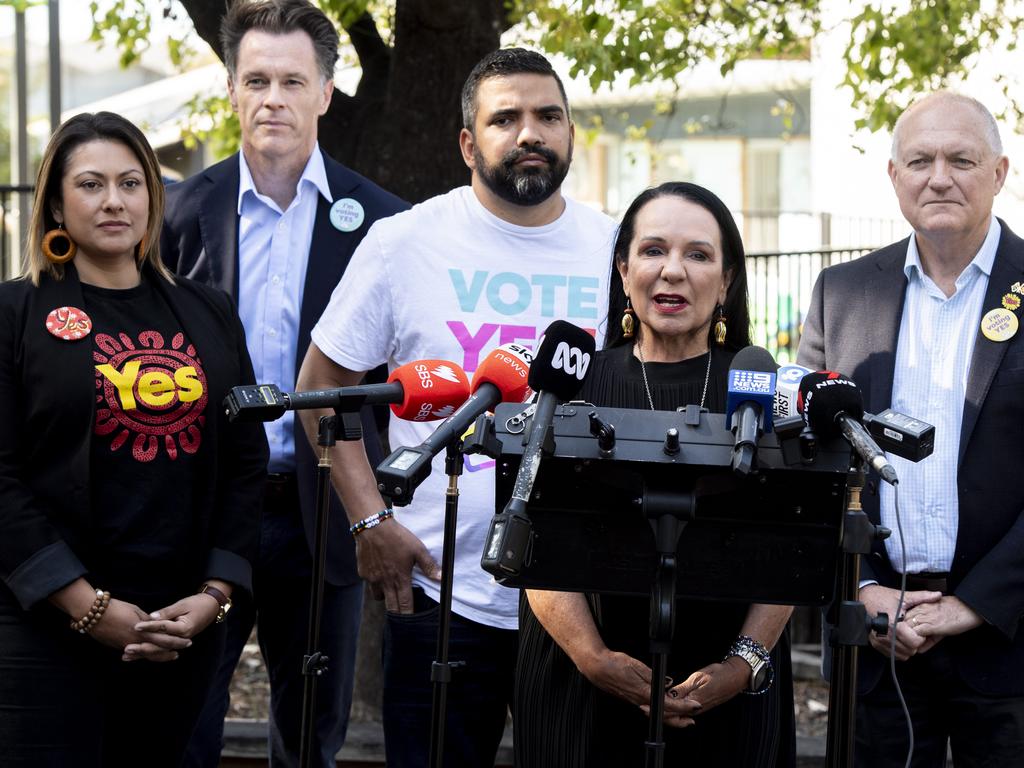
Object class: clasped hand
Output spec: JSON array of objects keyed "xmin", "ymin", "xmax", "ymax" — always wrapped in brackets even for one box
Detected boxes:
[
  {"xmin": 862, "ymin": 585, "xmax": 982, "ymax": 661},
  {"xmin": 91, "ymin": 594, "xmax": 221, "ymax": 662}
]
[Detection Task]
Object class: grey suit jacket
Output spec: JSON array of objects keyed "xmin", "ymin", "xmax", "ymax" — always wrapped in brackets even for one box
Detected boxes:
[{"xmin": 798, "ymin": 220, "xmax": 1024, "ymax": 694}]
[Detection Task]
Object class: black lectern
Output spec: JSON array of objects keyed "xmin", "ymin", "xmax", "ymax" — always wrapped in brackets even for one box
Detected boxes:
[{"xmin": 479, "ymin": 402, "xmax": 855, "ymax": 768}]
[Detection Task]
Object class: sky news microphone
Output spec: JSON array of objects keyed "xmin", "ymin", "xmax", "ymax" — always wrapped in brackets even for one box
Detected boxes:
[
  {"xmin": 725, "ymin": 346, "xmax": 778, "ymax": 475},
  {"xmin": 483, "ymin": 321, "xmax": 596, "ymax": 575},
  {"xmin": 376, "ymin": 343, "xmax": 533, "ymax": 505},
  {"xmin": 797, "ymin": 371, "xmax": 898, "ymax": 485},
  {"xmin": 224, "ymin": 359, "xmax": 469, "ymax": 422}
]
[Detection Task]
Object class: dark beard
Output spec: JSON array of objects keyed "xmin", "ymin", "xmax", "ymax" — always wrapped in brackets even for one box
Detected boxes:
[{"xmin": 474, "ymin": 139, "xmax": 572, "ymax": 207}]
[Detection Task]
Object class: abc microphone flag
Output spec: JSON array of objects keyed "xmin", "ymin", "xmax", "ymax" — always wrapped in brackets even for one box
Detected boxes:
[{"xmin": 482, "ymin": 321, "xmax": 595, "ymax": 576}]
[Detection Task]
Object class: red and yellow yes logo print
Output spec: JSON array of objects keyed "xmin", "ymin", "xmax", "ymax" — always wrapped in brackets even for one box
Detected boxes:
[{"xmin": 94, "ymin": 331, "xmax": 208, "ymax": 462}]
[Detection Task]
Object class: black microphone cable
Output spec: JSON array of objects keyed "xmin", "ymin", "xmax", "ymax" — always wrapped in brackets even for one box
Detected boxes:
[{"xmin": 886, "ymin": 480, "xmax": 914, "ymax": 768}]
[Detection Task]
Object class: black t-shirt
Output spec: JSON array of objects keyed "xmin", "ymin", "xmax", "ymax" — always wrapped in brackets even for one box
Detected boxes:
[{"xmin": 83, "ymin": 277, "xmax": 210, "ymax": 598}]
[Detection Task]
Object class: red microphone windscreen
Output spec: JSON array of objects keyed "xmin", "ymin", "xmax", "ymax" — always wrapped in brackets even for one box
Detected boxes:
[
  {"xmin": 472, "ymin": 343, "xmax": 534, "ymax": 403},
  {"xmin": 388, "ymin": 360, "xmax": 470, "ymax": 421}
]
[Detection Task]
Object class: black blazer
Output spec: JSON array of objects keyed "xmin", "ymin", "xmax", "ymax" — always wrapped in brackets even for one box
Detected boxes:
[
  {"xmin": 160, "ymin": 149, "xmax": 408, "ymax": 586},
  {"xmin": 0, "ymin": 265, "xmax": 267, "ymax": 610},
  {"xmin": 798, "ymin": 220, "xmax": 1024, "ymax": 695}
]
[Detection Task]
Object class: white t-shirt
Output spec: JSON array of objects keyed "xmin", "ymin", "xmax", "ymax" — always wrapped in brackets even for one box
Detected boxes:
[{"xmin": 312, "ymin": 186, "xmax": 616, "ymax": 629}]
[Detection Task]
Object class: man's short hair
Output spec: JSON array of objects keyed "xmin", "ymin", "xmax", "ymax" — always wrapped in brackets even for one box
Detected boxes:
[
  {"xmin": 460, "ymin": 48, "xmax": 570, "ymax": 132},
  {"xmin": 891, "ymin": 91, "xmax": 1003, "ymax": 160},
  {"xmin": 221, "ymin": 0, "xmax": 339, "ymax": 82}
]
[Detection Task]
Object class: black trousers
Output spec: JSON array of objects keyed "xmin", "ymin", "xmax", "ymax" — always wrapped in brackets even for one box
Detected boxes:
[
  {"xmin": 0, "ymin": 585, "xmax": 223, "ymax": 768},
  {"xmin": 184, "ymin": 476, "xmax": 363, "ymax": 768},
  {"xmin": 856, "ymin": 643, "xmax": 1024, "ymax": 768}
]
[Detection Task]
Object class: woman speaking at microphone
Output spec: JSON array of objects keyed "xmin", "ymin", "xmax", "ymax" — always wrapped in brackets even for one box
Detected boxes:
[
  {"xmin": 0, "ymin": 112, "xmax": 266, "ymax": 766},
  {"xmin": 515, "ymin": 182, "xmax": 795, "ymax": 767}
]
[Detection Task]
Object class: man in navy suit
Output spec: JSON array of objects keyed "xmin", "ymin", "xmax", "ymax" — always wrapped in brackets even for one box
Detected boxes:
[
  {"xmin": 799, "ymin": 92, "xmax": 1024, "ymax": 766},
  {"xmin": 161, "ymin": 2, "xmax": 406, "ymax": 766}
]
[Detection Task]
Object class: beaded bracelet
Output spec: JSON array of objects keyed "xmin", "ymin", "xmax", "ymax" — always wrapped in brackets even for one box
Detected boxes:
[
  {"xmin": 350, "ymin": 508, "xmax": 394, "ymax": 537},
  {"xmin": 69, "ymin": 589, "xmax": 111, "ymax": 634}
]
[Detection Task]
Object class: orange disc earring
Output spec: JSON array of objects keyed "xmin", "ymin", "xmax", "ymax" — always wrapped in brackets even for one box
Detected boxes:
[{"xmin": 42, "ymin": 225, "xmax": 77, "ymax": 265}]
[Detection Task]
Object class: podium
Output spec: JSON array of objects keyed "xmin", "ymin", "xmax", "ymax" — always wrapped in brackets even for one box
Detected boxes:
[{"xmin": 478, "ymin": 402, "xmax": 860, "ymax": 768}]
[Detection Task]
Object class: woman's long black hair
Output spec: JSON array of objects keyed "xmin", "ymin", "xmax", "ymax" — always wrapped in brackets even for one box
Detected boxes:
[{"xmin": 604, "ymin": 181, "xmax": 751, "ymax": 352}]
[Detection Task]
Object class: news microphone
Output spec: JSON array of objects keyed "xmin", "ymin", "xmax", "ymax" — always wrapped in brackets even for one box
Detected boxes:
[
  {"xmin": 774, "ymin": 363, "xmax": 813, "ymax": 420},
  {"xmin": 482, "ymin": 321, "xmax": 597, "ymax": 576},
  {"xmin": 376, "ymin": 343, "xmax": 534, "ymax": 505},
  {"xmin": 798, "ymin": 371, "xmax": 898, "ymax": 485},
  {"xmin": 223, "ymin": 359, "xmax": 469, "ymax": 422},
  {"xmin": 725, "ymin": 346, "xmax": 778, "ymax": 475}
]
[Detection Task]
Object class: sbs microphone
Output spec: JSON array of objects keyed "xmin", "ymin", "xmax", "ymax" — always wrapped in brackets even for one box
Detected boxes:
[
  {"xmin": 797, "ymin": 371, "xmax": 899, "ymax": 485},
  {"xmin": 725, "ymin": 346, "xmax": 778, "ymax": 475},
  {"xmin": 376, "ymin": 343, "xmax": 533, "ymax": 505},
  {"xmin": 482, "ymin": 322, "xmax": 597, "ymax": 576},
  {"xmin": 223, "ymin": 359, "xmax": 469, "ymax": 422}
]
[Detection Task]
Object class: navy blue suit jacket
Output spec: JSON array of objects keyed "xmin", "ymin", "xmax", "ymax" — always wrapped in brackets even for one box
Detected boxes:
[
  {"xmin": 161, "ymin": 149, "xmax": 408, "ymax": 586},
  {"xmin": 798, "ymin": 220, "xmax": 1024, "ymax": 695}
]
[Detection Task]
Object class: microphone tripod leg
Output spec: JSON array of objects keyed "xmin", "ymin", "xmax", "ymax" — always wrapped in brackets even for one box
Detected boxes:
[
  {"xmin": 299, "ymin": 415, "xmax": 341, "ymax": 768},
  {"xmin": 428, "ymin": 442, "xmax": 466, "ymax": 768}
]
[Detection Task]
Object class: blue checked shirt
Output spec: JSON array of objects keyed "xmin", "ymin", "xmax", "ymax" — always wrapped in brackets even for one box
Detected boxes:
[
  {"xmin": 879, "ymin": 216, "xmax": 1000, "ymax": 573},
  {"xmin": 237, "ymin": 145, "xmax": 332, "ymax": 472}
]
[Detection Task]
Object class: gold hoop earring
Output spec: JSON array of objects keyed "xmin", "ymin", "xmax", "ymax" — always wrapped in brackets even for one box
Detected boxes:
[
  {"xmin": 42, "ymin": 225, "xmax": 77, "ymax": 264},
  {"xmin": 621, "ymin": 298, "xmax": 635, "ymax": 339},
  {"xmin": 714, "ymin": 304, "xmax": 727, "ymax": 346}
]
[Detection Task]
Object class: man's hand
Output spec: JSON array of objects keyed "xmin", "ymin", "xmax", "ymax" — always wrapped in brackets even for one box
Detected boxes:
[
  {"xmin": 125, "ymin": 594, "xmax": 221, "ymax": 662},
  {"xmin": 579, "ymin": 648, "xmax": 701, "ymax": 729},
  {"xmin": 860, "ymin": 584, "xmax": 942, "ymax": 660},
  {"xmin": 356, "ymin": 519, "xmax": 441, "ymax": 613},
  {"xmin": 905, "ymin": 595, "xmax": 983, "ymax": 641}
]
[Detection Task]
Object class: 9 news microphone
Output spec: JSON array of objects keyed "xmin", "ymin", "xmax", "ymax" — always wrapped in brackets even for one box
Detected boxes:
[
  {"xmin": 482, "ymin": 322, "xmax": 596, "ymax": 576},
  {"xmin": 224, "ymin": 359, "xmax": 469, "ymax": 422},
  {"xmin": 797, "ymin": 371, "xmax": 899, "ymax": 485},
  {"xmin": 376, "ymin": 343, "xmax": 534, "ymax": 505},
  {"xmin": 725, "ymin": 346, "xmax": 778, "ymax": 475}
]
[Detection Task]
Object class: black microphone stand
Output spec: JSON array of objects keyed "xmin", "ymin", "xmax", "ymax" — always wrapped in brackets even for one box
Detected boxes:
[
  {"xmin": 643, "ymin": 487, "xmax": 697, "ymax": 768},
  {"xmin": 428, "ymin": 440, "xmax": 467, "ymax": 768},
  {"xmin": 824, "ymin": 460, "xmax": 891, "ymax": 768},
  {"xmin": 298, "ymin": 409, "xmax": 364, "ymax": 768}
]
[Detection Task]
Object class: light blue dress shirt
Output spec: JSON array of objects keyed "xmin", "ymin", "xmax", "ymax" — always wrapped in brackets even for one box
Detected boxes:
[
  {"xmin": 237, "ymin": 145, "xmax": 332, "ymax": 472},
  {"xmin": 880, "ymin": 216, "xmax": 1001, "ymax": 574}
]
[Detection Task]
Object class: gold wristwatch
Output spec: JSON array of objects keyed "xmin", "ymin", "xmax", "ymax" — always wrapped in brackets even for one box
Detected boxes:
[{"xmin": 199, "ymin": 584, "xmax": 232, "ymax": 623}]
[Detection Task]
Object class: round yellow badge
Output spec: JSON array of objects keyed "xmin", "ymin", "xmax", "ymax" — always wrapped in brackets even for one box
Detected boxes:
[
  {"xmin": 981, "ymin": 308, "xmax": 1019, "ymax": 342},
  {"xmin": 1003, "ymin": 293, "xmax": 1021, "ymax": 311}
]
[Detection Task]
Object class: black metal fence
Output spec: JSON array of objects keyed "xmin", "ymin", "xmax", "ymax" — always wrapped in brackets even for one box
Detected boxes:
[{"xmin": 747, "ymin": 247, "xmax": 876, "ymax": 364}]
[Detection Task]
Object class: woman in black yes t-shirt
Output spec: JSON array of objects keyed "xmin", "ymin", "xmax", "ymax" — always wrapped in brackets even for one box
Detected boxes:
[{"xmin": 0, "ymin": 113, "xmax": 266, "ymax": 766}]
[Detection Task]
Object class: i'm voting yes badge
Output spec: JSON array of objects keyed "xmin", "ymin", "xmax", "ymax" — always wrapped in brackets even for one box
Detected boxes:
[{"xmin": 330, "ymin": 198, "xmax": 365, "ymax": 232}]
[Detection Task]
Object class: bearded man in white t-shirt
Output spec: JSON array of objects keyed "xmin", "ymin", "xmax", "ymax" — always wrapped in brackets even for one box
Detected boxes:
[{"xmin": 296, "ymin": 48, "xmax": 616, "ymax": 768}]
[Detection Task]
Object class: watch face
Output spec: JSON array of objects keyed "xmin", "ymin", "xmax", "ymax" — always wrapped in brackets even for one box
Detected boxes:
[{"xmin": 751, "ymin": 662, "xmax": 769, "ymax": 691}]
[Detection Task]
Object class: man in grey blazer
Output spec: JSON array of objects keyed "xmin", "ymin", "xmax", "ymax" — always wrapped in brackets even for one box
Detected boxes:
[{"xmin": 798, "ymin": 92, "xmax": 1024, "ymax": 766}]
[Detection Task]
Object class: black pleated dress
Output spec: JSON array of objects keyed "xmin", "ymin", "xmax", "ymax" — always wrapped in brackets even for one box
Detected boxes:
[{"xmin": 514, "ymin": 343, "xmax": 796, "ymax": 768}]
